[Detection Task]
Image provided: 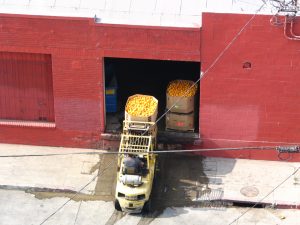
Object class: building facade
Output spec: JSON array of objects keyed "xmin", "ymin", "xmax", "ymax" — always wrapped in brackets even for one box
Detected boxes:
[{"xmin": 1, "ymin": 1, "xmax": 300, "ymax": 161}]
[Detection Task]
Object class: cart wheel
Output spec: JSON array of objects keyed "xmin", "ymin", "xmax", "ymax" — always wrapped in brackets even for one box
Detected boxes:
[
  {"xmin": 114, "ymin": 199, "xmax": 122, "ymax": 211},
  {"xmin": 143, "ymin": 200, "xmax": 152, "ymax": 212}
]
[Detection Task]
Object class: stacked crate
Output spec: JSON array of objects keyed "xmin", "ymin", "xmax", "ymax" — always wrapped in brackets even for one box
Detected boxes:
[
  {"xmin": 125, "ymin": 94, "xmax": 158, "ymax": 122},
  {"xmin": 124, "ymin": 94, "xmax": 158, "ymax": 146},
  {"xmin": 165, "ymin": 80, "xmax": 197, "ymax": 132}
]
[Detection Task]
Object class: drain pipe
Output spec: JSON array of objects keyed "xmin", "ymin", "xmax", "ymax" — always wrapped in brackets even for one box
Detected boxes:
[
  {"xmin": 284, "ymin": 15, "xmax": 300, "ymax": 40},
  {"xmin": 290, "ymin": 18, "xmax": 300, "ymax": 37}
]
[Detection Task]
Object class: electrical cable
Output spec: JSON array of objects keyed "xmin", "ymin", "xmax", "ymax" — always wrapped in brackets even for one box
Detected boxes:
[
  {"xmin": 115, "ymin": 0, "xmax": 267, "ymax": 156},
  {"xmin": 35, "ymin": 3, "xmax": 298, "ymax": 224},
  {"xmin": 0, "ymin": 145, "xmax": 295, "ymax": 157},
  {"xmin": 6, "ymin": 2, "xmax": 298, "ymax": 224},
  {"xmin": 0, "ymin": 151, "xmax": 112, "ymax": 157},
  {"xmin": 113, "ymin": 0, "xmax": 291, "ymax": 159},
  {"xmin": 228, "ymin": 166, "xmax": 300, "ymax": 225},
  {"xmin": 143, "ymin": 1, "xmax": 267, "ymax": 135},
  {"xmin": 35, "ymin": 151, "xmax": 300, "ymax": 225},
  {"xmin": 38, "ymin": 159, "xmax": 114, "ymax": 225},
  {"xmin": 73, "ymin": 201, "xmax": 82, "ymax": 225},
  {"xmin": 201, "ymin": 137, "xmax": 300, "ymax": 145}
]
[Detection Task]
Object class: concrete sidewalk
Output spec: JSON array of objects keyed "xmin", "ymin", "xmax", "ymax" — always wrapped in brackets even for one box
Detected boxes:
[
  {"xmin": 0, "ymin": 143, "xmax": 101, "ymax": 194},
  {"xmin": 1, "ymin": 189, "xmax": 300, "ymax": 225},
  {"xmin": 0, "ymin": 143, "xmax": 299, "ymax": 207},
  {"xmin": 199, "ymin": 157, "xmax": 300, "ymax": 207}
]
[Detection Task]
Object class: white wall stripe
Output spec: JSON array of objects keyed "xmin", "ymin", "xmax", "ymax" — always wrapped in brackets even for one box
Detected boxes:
[{"xmin": 0, "ymin": 0, "xmax": 277, "ymax": 27}]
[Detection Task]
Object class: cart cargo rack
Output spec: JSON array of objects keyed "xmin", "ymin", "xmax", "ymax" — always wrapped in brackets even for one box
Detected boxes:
[
  {"xmin": 119, "ymin": 134, "xmax": 153, "ymax": 154},
  {"xmin": 123, "ymin": 121, "xmax": 157, "ymax": 136}
]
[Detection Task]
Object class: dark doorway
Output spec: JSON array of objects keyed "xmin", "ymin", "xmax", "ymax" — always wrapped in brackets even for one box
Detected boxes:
[{"xmin": 104, "ymin": 57, "xmax": 200, "ymax": 133}]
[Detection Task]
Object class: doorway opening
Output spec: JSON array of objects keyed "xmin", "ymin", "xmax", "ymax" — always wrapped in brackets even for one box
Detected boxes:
[{"xmin": 104, "ymin": 57, "xmax": 200, "ymax": 135}]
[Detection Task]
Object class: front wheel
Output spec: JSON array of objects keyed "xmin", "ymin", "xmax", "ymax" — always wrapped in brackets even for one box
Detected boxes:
[
  {"xmin": 143, "ymin": 200, "xmax": 152, "ymax": 213},
  {"xmin": 114, "ymin": 199, "xmax": 122, "ymax": 211}
]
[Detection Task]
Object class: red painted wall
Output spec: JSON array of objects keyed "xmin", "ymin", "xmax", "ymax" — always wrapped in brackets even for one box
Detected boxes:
[
  {"xmin": 0, "ymin": 14, "xmax": 200, "ymax": 148},
  {"xmin": 200, "ymin": 13, "xmax": 300, "ymax": 161}
]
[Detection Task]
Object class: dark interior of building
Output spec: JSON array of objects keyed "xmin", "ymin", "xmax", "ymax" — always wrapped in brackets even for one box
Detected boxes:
[{"xmin": 104, "ymin": 57, "xmax": 200, "ymax": 134}]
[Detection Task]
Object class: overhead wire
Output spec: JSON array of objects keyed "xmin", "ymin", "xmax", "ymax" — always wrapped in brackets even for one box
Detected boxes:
[
  {"xmin": 73, "ymin": 201, "xmax": 82, "ymax": 225},
  {"xmin": 0, "ymin": 146, "xmax": 284, "ymax": 158},
  {"xmin": 1, "ymin": 0, "xmax": 297, "ymax": 158},
  {"xmin": 0, "ymin": 1, "xmax": 297, "ymax": 159},
  {"xmin": 0, "ymin": 145, "xmax": 295, "ymax": 157},
  {"xmin": 118, "ymin": 0, "xmax": 268, "ymax": 155},
  {"xmin": 35, "ymin": 149, "xmax": 300, "ymax": 225},
  {"xmin": 146, "ymin": 1, "xmax": 268, "ymax": 133},
  {"xmin": 32, "ymin": 3, "xmax": 298, "ymax": 223},
  {"xmin": 34, "ymin": 151, "xmax": 300, "ymax": 225},
  {"xmin": 10, "ymin": 1, "xmax": 299, "ymax": 224},
  {"xmin": 201, "ymin": 137, "xmax": 300, "ymax": 145},
  {"xmin": 17, "ymin": 0, "xmax": 297, "ymax": 222},
  {"xmin": 44, "ymin": 0, "xmax": 268, "ymax": 157},
  {"xmin": 228, "ymin": 166, "xmax": 300, "ymax": 225}
]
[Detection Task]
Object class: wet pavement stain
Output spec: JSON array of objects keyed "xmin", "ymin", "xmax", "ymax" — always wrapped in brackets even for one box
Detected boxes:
[
  {"xmin": 26, "ymin": 153, "xmax": 212, "ymax": 222},
  {"xmin": 28, "ymin": 154, "xmax": 117, "ymax": 202},
  {"xmin": 31, "ymin": 192, "xmax": 114, "ymax": 202},
  {"xmin": 94, "ymin": 154, "xmax": 118, "ymax": 197}
]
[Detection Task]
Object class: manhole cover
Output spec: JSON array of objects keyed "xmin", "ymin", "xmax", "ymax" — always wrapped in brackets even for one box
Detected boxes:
[{"xmin": 240, "ymin": 186, "xmax": 259, "ymax": 197}]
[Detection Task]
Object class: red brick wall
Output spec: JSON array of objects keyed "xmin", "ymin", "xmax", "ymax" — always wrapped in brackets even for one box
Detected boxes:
[
  {"xmin": 0, "ymin": 14, "xmax": 200, "ymax": 148},
  {"xmin": 200, "ymin": 13, "xmax": 300, "ymax": 161}
]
